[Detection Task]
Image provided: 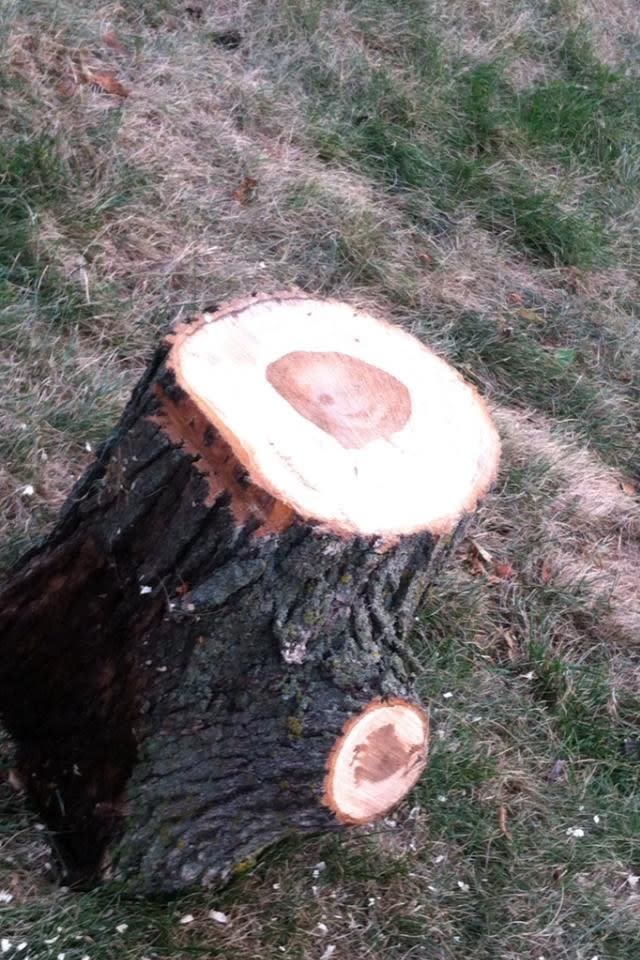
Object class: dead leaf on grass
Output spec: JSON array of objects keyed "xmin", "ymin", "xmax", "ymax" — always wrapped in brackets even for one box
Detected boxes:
[
  {"xmin": 82, "ymin": 67, "xmax": 129, "ymax": 98},
  {"xmin": 7, "ymin": 769, "xmax": 24, "ymax": 792},
  {"xmin": 232, "ymin": 176, "xmax": 258, "ymax": 204},
  {"xmin": 538, "ymin": 558, "xmax": 553, "ymax": 585},
  {"xmin": 498, "ymin": 804, "xmax": 512, "ymax": 839},
  {"xmin": 493, "ymin": 561, "xmax": 515, "ymax": 580},
  {"xmin": 516, "ymin": 307, "xmax": 545, "ymax": 324},
  {"xmin": 101, "ymin": 30, "xmax": 126, "ymax": 55},
  {"xmin": 468, "ymin": 554, "xmax": 484, "ymax": 576},
  {"xmin": 56, "ymin": 79, "xmax": 78, "ymax": 98},
  {"xmin": 502, "ymin": 630, "xmax": 518, "ymax": 663},
  {"xmin": 620, "ymin": 478, "xmax": 637, "ymax": 497},
  {"xmin": 467, "ymin": 539, "xmax": 494, "ymax": 577},
  {"xmin": 469, "ymin": 538, "xmax": 492, "ymax": 563}
]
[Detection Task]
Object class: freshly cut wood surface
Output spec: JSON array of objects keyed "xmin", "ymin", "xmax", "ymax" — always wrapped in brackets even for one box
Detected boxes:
[
  {"xmin": 323, "ymin": 698, "xmax": 429, "ymax": 823},
  {"xmin": 169, "ymin": 294, "xmax": 500, "ymax": 537}
]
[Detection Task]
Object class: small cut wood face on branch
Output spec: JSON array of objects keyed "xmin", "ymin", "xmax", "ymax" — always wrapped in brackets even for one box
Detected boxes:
[
  {"xmin": 324, "ymin": 698, "xmax": 429, "ymax": 824},
  {"xmin": 0, "ymin": 293, "xmax": 500, "ymax": 893}
]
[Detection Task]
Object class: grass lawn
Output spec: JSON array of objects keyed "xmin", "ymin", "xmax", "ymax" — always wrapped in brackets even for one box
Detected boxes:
[{"xmin": 1, "ymin": 1, "xmax": 640, "ymax": 957}]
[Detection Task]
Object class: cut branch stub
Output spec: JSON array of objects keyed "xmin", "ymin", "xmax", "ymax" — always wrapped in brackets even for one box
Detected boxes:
[
  {"xmin": 0, "ymin": 293, "xmax": 500, "ymax": 894},
  {"xmin": 324, "ymin": 698, "xmax": 429, "ymax": 824}
]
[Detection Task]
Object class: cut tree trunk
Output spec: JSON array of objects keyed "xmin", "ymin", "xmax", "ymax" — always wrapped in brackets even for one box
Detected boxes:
[{"xmin": 0, "ymin": 293, "xmax": 500, "ymax": 894}]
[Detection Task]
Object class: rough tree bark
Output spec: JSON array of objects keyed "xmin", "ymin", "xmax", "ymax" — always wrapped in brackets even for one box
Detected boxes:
[{"xmin": 0, "ymin": 293, "xmax": 500, "ymax": 894}]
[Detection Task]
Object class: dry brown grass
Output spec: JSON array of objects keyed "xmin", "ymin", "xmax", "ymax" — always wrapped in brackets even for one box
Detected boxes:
[
  {"xmin": 431, "ymin": 0, "xmax": 640, "ymax": 78},
  {"xmin": 430, "ymin": 0, "xmax": 545, "ymax": 60},
  {"xmin": 496, "ymin": 407, "xmax": 640, "ymax": 648},
  {"xmin": 571, "ymin": 0, "xmax": 640, "ymax": 71}
]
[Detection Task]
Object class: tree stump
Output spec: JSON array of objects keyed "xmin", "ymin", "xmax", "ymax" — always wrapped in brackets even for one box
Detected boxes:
[{"xmin": 0, "ymin": 293, "xmax": 500, "ymax": 894}]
